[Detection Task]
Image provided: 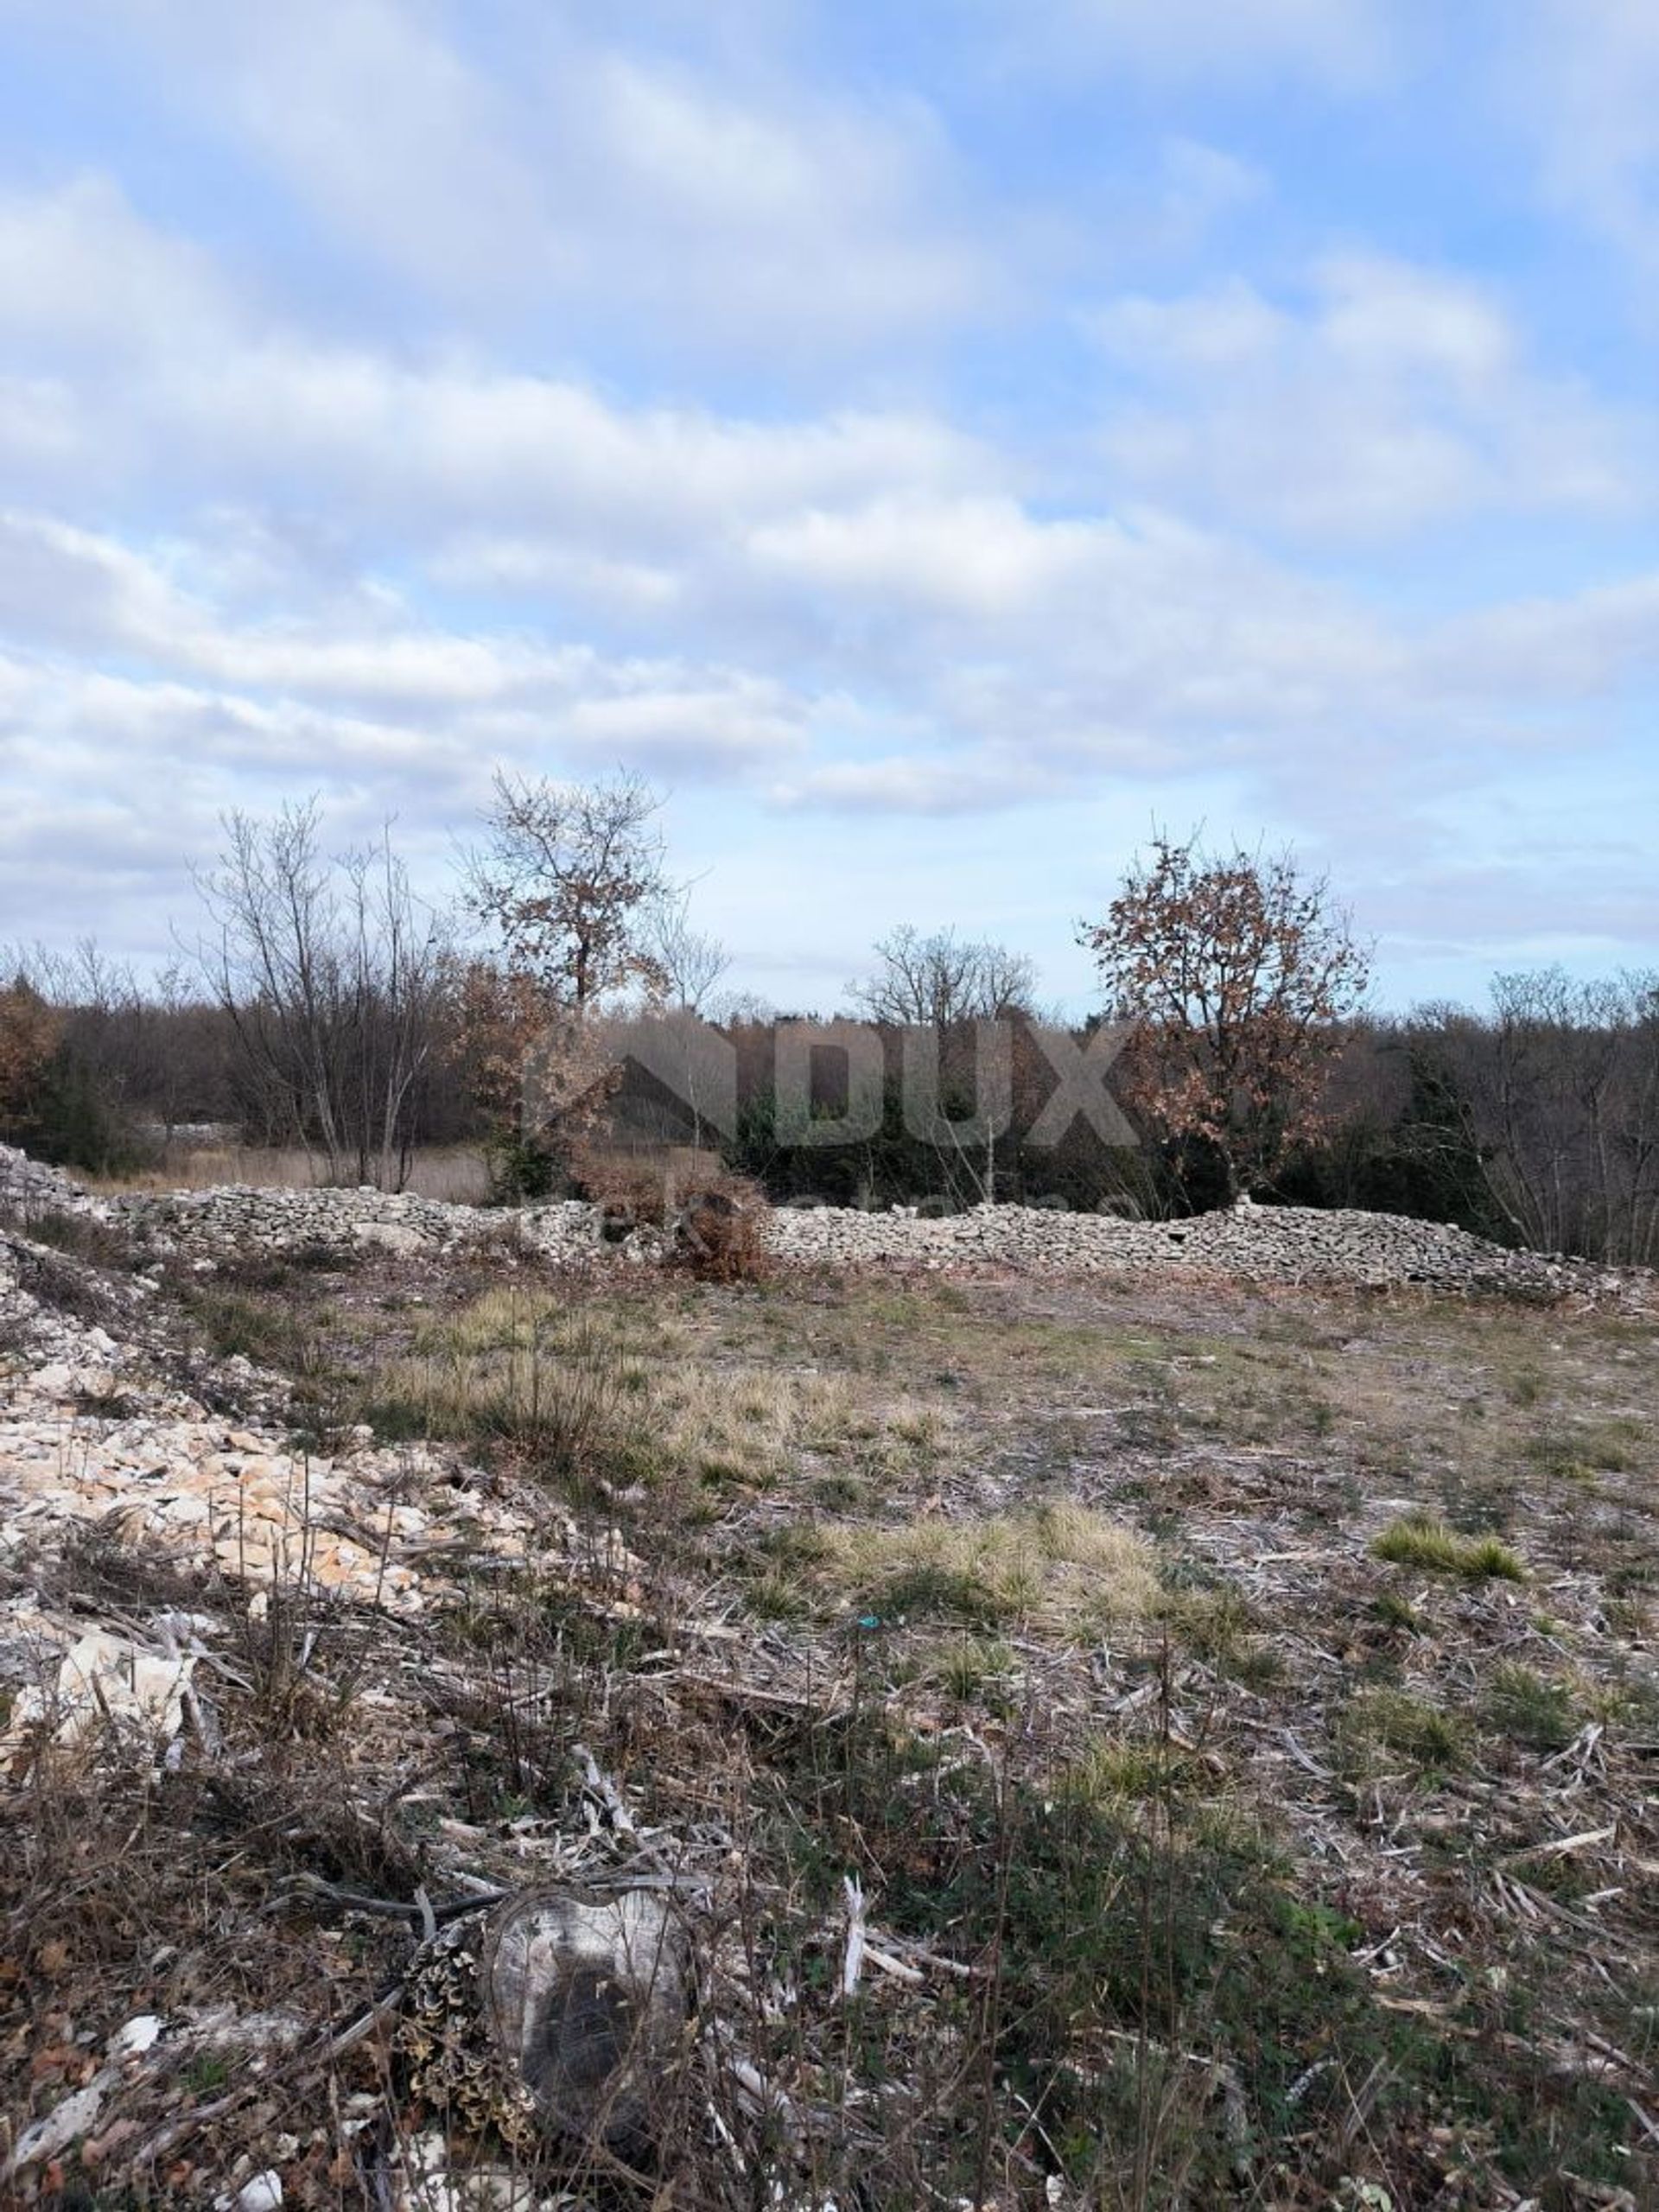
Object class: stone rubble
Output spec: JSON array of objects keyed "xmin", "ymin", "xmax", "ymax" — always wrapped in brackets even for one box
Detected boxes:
[
  {"xmin": 0, "ymin": 1143, "xmax": 87, "ymax": 1217},
  {"xmin": 761, "ymin": 1195, "xmax": 1635, "ymax": 1299},
  {"xmin": 2, "ymin": 1141, "xmax": 1641, "ymax": 1302},
  {"xmin": 99, "ymin": 1181, "xmax": 616, "ymax": 1266},
  {"xmin": 0, "ymin": 1205, "xmax": 646, "ymax": 1758}
]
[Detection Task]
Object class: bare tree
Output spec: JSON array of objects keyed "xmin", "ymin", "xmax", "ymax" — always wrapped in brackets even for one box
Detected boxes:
[
  {"xmin": 1079, "ymin": 831, "xmax": 1371, "ymax": 1202},
  {"xmin": 190, "ymin": 800, "xmax": 451, "ymax": 1188},
  {"xmin": 1440, "ymin": 968, "xmax": 1659, "ymax": 1264},
  {"xmin": 641, "ymin": 884, "xmax": 732, "ymax": 1014},
  {"xmin": 843, "ymin": 927, "xmax": 1039, "ymax": 1205},
  {"xmin": 340, "ymin": 831, "xmax": 457, "ymax": 1189},
  {"xmin": 849, "ymin": 925, "xmax": 1037, "ymax": 1029}
]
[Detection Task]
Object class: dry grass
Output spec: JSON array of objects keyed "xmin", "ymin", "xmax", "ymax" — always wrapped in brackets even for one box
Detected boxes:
[
  {"xmin": 366, "ymin": 1286, "xmax": 929, "ymax": 1503},
  {"xmin": 84, "ymin": 1142, "xmax": 492, "ymax": 1202},
  {"xmin": 822, "ymin": 1501, "xmax": 1160, "ymax": 1636},
  {"xmin": 7, "ymin": 1233, "xmax": 1658, "ymax": 2207}
]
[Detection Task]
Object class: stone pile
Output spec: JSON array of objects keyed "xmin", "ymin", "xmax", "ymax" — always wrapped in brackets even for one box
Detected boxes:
[
  {"xmin": 0, "ymin": 1142, "xmax": 89, "ymax": 1217},
  {"xmin": 0, "ymin": 1227, "xmax": 572, "ymax": 1614},
  {"xmin": 100, "ymin": 1180, "xmax": 614, "ymax": 1264},
  {"xmin": 1, "ymin": 1141, "xmax": 1643, "ymax": 1302},
  {"xmin": 763, "ymin": 1196, "xmax": 1626, "ymax": 1300}
]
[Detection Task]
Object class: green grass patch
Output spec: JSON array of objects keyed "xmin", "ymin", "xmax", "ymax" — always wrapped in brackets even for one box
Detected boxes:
[
  {"xmin": 1372, "ymin": 1515, "xmax": 1526, "ymax": 1581},
  {"xmin": 1340, "ymin": 1687, "xmax": 1465, "ymax": 1774},
  {"xmin": 1479, "ymin": 1662, "xmax": 1579, "ymax": 1752}
]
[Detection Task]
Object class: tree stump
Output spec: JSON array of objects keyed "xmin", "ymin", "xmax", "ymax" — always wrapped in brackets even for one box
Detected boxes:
[{"xmin": 482, "ymin": 1890, "xmax": 690, "ymax": 2152}]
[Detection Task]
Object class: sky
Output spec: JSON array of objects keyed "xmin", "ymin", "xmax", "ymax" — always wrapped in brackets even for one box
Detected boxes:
[{"xmin": 0, "ymin": 0, "xmax": 1655, "ymax": 1017}]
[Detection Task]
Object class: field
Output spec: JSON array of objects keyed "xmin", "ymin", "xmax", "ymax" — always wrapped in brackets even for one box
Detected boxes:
[
  {"xmin": 84, "ymin": 1144, "xmax": 493, "ymax": 1203},
  {"xmin": 3, "ymin": 1224, "xmax": 1657, "ymax": 2208}
]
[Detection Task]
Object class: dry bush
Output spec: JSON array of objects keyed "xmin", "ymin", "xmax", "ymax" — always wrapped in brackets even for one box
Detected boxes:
[
  {"xmin": 672, "ymin": 1170, "xmax": 772, "ymax": 1284},
  {"xmin": 567, "ymin": 1139, "xmax": 677, "ymax": 1227}
]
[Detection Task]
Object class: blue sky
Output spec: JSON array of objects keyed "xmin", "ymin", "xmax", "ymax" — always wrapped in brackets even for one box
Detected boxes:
[{"xmin": 0, "ymin": 0, "xmax": 1655, "ymax": 1015}]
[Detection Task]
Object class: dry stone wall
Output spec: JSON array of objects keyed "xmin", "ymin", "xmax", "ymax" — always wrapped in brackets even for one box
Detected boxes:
[
  {"xmin": 760, "ymin": 1196, "xmax": 1627, "ymax": 1298},
  {"xmin": 0, "ymin": 1141, "xmax": 1641, "ymax": 1300}
]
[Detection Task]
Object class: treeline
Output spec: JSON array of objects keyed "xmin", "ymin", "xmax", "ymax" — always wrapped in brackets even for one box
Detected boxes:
[
  {"xmin": 4, "ymin": 970, "xmax": 1656, "ymax": 1267},
  {"xmin": 613, "ymin": 995, "xmax": 1659, "ymax": 1268},
  {"xmin": 0, "ymin": 791, "xmax": 1655, "ymax": 1268}
]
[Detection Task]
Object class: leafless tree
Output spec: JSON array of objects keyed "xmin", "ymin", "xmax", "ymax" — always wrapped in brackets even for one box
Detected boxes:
[
  {"xmin": 843, "ymin": 927, "xmax": 1039, "ymax": 1205},
  {"xmin": 849, "ymin": 925, "xmax": 1037, "ymax": 1029},
  {"xmin": 190, "ymin": 800, "xmax": 452, "ymax": 1188},
  {"xmin": 1440, "ymin": 968, "xmax": 1659, "ymax": 1264},
  {"xmin": 641, "ymin": 884, "xmax": 732, "ymax": 1014}
]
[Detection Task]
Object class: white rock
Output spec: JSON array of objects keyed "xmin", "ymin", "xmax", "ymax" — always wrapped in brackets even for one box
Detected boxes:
[
  {"xmin": 7, "ymin": 1630, "xmax": 196, "ymax": 1748},
  {"xmin": 7, "ymin": 2081, "xmax": 108, "ymax": 2172},
  {"xmin": 217, "ymin": 2173, "xmax": 283, "ymax": 2212},
  {"xmin": 109, "ymin": 2013, "xmax": 164, "ymax": 2059}
]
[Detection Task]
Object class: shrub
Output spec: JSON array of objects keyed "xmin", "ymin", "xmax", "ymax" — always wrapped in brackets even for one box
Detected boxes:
[
  {"xmin": 672, "ymin": 1173, "xmax": 771, "ymax": 1283},
  {"xmin": 482, "ymin": 1129, "xmax": 562, "ymax": 1204},
  {"xmin": 568, "ymin": 1141, "xmax": 676, "ymax": 1228}
]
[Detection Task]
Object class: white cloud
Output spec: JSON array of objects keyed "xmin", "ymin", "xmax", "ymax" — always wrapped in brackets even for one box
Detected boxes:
[
  {"xmin": 1507, "ymin": 0, "xmax": 1659, "ymax": 277},
  {"xmin": 0, "ymin": 512, "xmax": 813, "ymax": 793},
  {"xmin": 0, "ymin": 175, "xmax": 999, "ymax": 543},
  {"xmin": 0, "ymin": 121, "xmax": 1653, "ymax": 994},
  {"xmin": 771, "ymin": 750, "xmax": 1058, "ymax": 817},
  {"xmin": 747, "ymin": 497, "xmax": 1099, "ymax": 616},
  {"xmin": 1091, "ymin": 256, "xmax": 1644, "ymax": 535},
  {"xmin": 1421, "ymin": 571, "xmax": 1659, "ymax": 697},
  {"xmin": 1149, "ymin": 138, "xmax": 1270, "ymax": 254},
  {"xmin": 987, "ymin": 0, "xmax": 1394, "ymax": 86},
  {"xmin": 0, "ymin": 172, "xmax": 234, "ymax": 358},
  {"xmin": 73, "ymin": 0, "xmax": 990, "ymax": 353}
]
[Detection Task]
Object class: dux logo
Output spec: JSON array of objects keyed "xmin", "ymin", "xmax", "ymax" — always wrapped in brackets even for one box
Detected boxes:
[{"xmin": 522, "ymin": 1014, "xmax": 1137, "ymax": 1152}]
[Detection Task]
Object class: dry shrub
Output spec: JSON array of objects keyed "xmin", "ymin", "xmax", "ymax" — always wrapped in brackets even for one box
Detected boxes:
[
  {"xmin": 567, "ymin": 1140, "xmax": 677, "ymax": 1228},
  {"xmin": 673, "ymin": 1171, "xmax": 771, "ymax": 1284}
]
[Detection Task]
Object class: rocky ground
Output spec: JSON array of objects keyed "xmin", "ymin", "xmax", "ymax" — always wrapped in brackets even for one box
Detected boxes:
[{"xmin": 1, "ymin": 1145, "xmax": 1656, "ymax": 2209}]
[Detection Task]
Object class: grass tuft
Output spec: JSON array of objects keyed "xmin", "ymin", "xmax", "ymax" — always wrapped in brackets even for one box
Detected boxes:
[
  {"xmin": 1480, "ymin": 1662, "xmax": 1580, "ymax": 1752},
  {"xmin": 824, "ymin": 1503, "xmax": 1158, "ymax": 1637},
  {"xmin": 1372, "ymin": 1514, "xmax": 1526, "ymax": 1581},
  {"xmin": 1341, "ymin": 1687, "xmax": 1465, "ymax": 1773}
]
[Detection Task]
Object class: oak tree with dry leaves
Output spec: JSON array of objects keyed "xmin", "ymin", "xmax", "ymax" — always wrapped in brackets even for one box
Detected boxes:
[
  {"xmin": 460, "ymin": 771, "xmax": 671, "ymax": 1179},
  {"xmin": 1079, "ymin": 832, "xmax": 1370, "ymax": 1203}
]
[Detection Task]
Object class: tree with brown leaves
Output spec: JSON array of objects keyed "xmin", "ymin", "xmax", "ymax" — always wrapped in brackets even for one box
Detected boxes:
[
  {"xmin": 1079, "ymin": 832, "xmax": 1370, "ymax": 1203},
  {"xmin": 0, "ymin": 977, "xmax": 62, "ymax": 1135},
  {"xmin": 461, "ymin": 771, "xmax": 672, "ymax": 1182},
  {"xmin": 464, "ymin": 771, "xmax": 669, "ymax": 1014}
]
